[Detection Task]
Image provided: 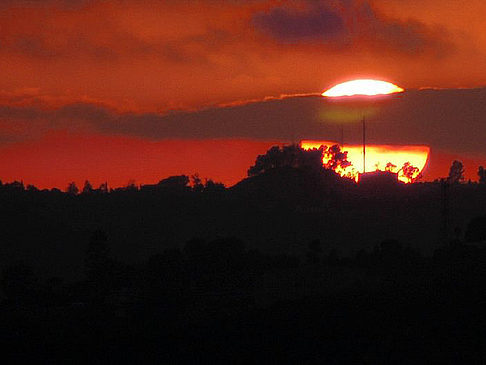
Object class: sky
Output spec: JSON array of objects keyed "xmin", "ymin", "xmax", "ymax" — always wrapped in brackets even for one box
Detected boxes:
[{"xmin": 1, "ymin": 0, "xmax": 486, "ymax": 188}]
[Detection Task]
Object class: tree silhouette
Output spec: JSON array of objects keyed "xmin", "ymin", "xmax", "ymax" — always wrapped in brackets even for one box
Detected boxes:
[
  {"xmin": 448, "ymin": 160, "xmax": 465, "ymax": 184},
  {"xmin": 191, "ymin": 174, "xmax": 204, "ymax": 192},
  {"xmin": 98, "ymin": 181, "xmax": 109, "ymax": 193},
  {"xmin": 385, "ymin": 162, "xmax": 397, "ymax": 172},
  {"xmin": 248, "ymin": 144, "xmax": 324, "ymax": 177},
  {"xmin": 158, "ymin": 175, "xmax": 190, "ymax": 191},
  {"xmin": 400, "ymin": 162, "xmax": 420, "ymax": 182},
  {"xmin": 204, "ymin": 178, "xmax": 225, "ymax": 192},
  {"xmin": 66, "ymin": 181, "xmax": 79, "ymax": 195},
  {"xmin": 3, "ymin": 181, "xmax": 25, "ymax": 192},
  {"xmin": 322, "ymin": 144, "xmax": 351, "ymax": 171},
  {"xmin": 125, "ymin": 180, "xmax": 138, "ymax": 191},
  {"xmin": 478, "ymin": 166, "xmax": 486, "ymax": 184},
  {"xmin": 26, "ymin": 184, "xmax": 38, "ymax": 192},
  {"xmin": 82, "ymin": 180, "xmax": 94, "ymax": 194}
]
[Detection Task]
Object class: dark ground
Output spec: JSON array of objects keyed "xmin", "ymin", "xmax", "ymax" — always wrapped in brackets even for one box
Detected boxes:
[{"xmin": 1, "ymin": 169, "xmax": 486, "ymax": 363}]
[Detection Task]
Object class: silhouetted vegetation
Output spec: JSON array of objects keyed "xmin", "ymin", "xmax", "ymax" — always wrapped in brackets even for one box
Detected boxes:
[
  {"xmin": 448, "ymin": 160, "xmax": 465, "ymax": 183},
  {"xmin": 400, "ymin": 161, "xmax": 420, "ymax": 182},
  {"xmin": 478, "ymin": 166, "xmax": 486, "ymax": 184},
  {"xmin": 2, "ymin": 148, "xmax": 486, "ymax": 361},
  {"xmin": 66, "ymin": 181, "xmax": 79, "ymax": 195},
  {"xmin": 248, "ymin": 144, "xmax": 325, "ymax": 176},
  {"xmin": 322, "ymin": 144, "xmax": 351, "ymax": 171}
]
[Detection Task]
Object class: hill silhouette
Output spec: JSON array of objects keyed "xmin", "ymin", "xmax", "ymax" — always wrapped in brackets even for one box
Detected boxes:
[
  {"xmin": 2, "ymin": 149, "xmax": 486, "ymax": 361},
  {"xmin": 0, "ymin": 157, "xmax": 485, "ymax": 280},
  {"xmin": 231, "ymin": 166, "xmax": 348, "ymax": 205}
]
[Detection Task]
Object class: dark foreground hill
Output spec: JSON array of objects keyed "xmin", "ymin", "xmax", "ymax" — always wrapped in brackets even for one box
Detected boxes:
[
  {"xmin": 1, "ymin": 169, "xmax": 486, "ymax": 280},
  {"xmin": 1, "ymin": 171, "xmax": 486, "ymax": 362}
]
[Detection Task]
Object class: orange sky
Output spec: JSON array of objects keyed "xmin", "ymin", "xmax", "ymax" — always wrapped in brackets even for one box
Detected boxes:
[
  {"xmin": 2, "ymin": 0, "xmax": 486, "ymax": 110},
  {"xmin": 1, "ymin": 0, "xmax": 486, "ymax": 188},
  {"xmin": 1, "ymin": 131, "xmax": 483, "ymax": 189},
  {"xmin": 0, "ymin": 131, "xmax": 278, "ymax": 189}
]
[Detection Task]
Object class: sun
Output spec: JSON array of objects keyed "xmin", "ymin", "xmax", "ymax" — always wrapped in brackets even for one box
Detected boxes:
[
  {"xmin": 322, "ymin": 79, "xmax": 404, "ymax": 97},
  {"xmin": 301, "ymin": 140, "xmax": 429, "ymax": 183}
]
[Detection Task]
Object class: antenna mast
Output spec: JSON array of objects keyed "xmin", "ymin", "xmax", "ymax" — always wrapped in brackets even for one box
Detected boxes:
[
  {"xmin": 362, "ymin": 116, "xmax": 366, "ymax": 173},
  {"xmin": 340, "ymin": 125, "xmax": 344, "ymax": 149}
]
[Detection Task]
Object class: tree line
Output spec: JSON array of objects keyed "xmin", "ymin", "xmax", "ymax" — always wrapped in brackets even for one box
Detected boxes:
[{"xmin": 1, "ymin": 144, "xmax": 485, "ymax": 193}]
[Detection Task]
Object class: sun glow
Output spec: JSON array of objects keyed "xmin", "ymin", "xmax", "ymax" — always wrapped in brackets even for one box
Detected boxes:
[
  {"xmin": 301, "ymin": 140, "xmax": 429, "ymax": 183},
  {"xmin": 322, "ymin": 79, "xmax": 404, "ymax": 97}
]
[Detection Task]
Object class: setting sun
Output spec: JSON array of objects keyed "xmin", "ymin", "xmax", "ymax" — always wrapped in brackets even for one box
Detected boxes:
[
  {"xmin": 301, "ymin": 140, "xmax": 429, "ymax": 183},
  {"xmin": 322, "ymin": 79, "xmax": 404, "ymax": 97}
]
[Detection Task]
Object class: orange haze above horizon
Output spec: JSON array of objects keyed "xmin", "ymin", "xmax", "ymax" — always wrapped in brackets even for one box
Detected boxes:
[{"xmin": 0, "ymin": 132, "xmax": 483, "ymax": 190}]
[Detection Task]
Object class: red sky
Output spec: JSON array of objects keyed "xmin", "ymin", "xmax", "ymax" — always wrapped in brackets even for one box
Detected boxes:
[
  {"xmin": 1, "ymin": 0, "xmax": 486, "ymax": 188},
  {"xmin": 0, "ymin": 131, "xmax": 279, "ymax": 189}
]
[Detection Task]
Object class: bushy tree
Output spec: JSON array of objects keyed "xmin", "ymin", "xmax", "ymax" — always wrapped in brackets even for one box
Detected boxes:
[
  {"xmin": 188, "ymin": 175, "xmax": 225, "ymax": 192},
  {"xmin": 448, "ymin": 160, "xmax": 465, "ymax": 184},
  {"xmin": 400, "ymin": 162, "xmax": 420, "ymax": 182},
  {"xmin": 26, "ymin": 184, "xmax": 38, "ymax": 192},
  {"xmin": 158, "ymin": 175, "xmax": 190, "ymax": 190},
  {"xmin": 322, "ymin": 144, "xmax": 351, "ymax": 171},
  {"xmin": 4, "ymin": 181, "xmax": 25, "ymax": 192},
  {"xmin": 478, "ymin": 166, "xmax": 486, "ymax": 184},
  {"xmin": 385, "ymin": 162, "xmax": 397, "ymax": 172},
  {"xmin": 247, "ymin": 144, "xmax": 324, "ymax": 177},
  {"xmin": 204, "ymin": 179, "xmax": 225, "ymax": 192}
]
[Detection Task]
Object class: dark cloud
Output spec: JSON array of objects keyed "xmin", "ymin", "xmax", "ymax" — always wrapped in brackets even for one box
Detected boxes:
[
  {"xmin": 0, "ymin": 0, "xmax": 454, "ymax": 68},
  {"xmin": 353, "ymin": 0, "xmax": 451, "ymax": 56},
  {"xmin": 252, "ymin": 3, "xmax": 345, "ymax": 43},
  {"xmin": 1, "ymin": 88, "xmax": 486, "ymax": 158},
  {"xmin": 253, "ymin": 0, "xmax": 452, "ymax": 56},
  {"xmin": 0, "ymin": 105, "xmax": 45, "ymax": 120}
]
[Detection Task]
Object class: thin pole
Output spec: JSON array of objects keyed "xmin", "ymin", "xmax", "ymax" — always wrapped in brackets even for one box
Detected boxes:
[
  {"xmin": 362, "ymin": 116, "xmax": 366, "ymax": 173},
  {"xmin": 340, "ymin": 125, "xmax": 344, "ymax": 149}
]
